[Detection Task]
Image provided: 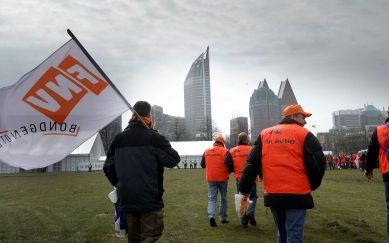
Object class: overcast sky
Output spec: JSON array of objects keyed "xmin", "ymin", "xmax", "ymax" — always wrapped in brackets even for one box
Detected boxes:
[{"xmin": 1, "ymin": 0, "xmax": 388, "ymax": 136}]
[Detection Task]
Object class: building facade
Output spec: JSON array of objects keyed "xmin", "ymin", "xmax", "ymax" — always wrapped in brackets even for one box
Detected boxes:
[
  {"xmin": 331, "ymin": 105, "xmax": 385, "ymax": 133},
  {"xmin": 152, "ymin": 105, "xmax": 186, "ymax": 141},
  {"xmin": 99, "ymin": 116, "xmax": 122, "ymax": 153},
  {"xmin": 184, "ymin": 47, "xmax": 212, "ymax": 140},
  {"xmin": 249, "ymin": 79, "xmax": 282, "ymax": 141},
  {"xmin": 230, "ymin": 117, "xmax": 249, "ymax": 147},
  {"xmin": 332, "ymin": 109, "xmax": 362, "ymax": 133},
  {"xmin": 278, "ymin": 78, "xmax": 298, "ymax": 110}
]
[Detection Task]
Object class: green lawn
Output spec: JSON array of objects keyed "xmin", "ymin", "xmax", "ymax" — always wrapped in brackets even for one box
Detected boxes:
[{"xmin": 0, "ymin": 169, "xmax": 386, "ymax": 242}]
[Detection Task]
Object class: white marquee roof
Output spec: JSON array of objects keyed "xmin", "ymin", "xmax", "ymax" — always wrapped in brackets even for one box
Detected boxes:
[
  {"xmin": 71, "ymin": 134, "xmax": 98, "ymax": 155},
  {"xmin": 170, "ymin": 141, "xmax": 214, "ymax": 156}
]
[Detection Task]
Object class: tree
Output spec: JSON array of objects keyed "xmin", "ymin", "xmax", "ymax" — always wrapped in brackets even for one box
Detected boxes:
[
  {"xmin": 168, "ymin": 119, "xmax": 186, "ymax": 141},
  {"xmin": 197, "ymin": 117, "xmax": 221, "ymax": 141}
]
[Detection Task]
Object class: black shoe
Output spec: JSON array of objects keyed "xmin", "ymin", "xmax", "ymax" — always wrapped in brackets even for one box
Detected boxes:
[
  {"xmin": 210, "ymin": 218, "xmax": 217, "ymax": 227},
  {"xmin": 249, "ymin": 216, "xmax": 257, "ymax": 226},
  {"xmin": 221, "ymin": 219, "xmax": 229, "ymax": 224},
  {"xmin": 241, "ymin": 215, "xmax": 249, "ymax": 228}
]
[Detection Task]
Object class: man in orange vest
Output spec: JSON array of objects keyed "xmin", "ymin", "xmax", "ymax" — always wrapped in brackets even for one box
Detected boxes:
[
  {"xmin": 201, "ymin": 135, "xmax": 229, "ymax": 227},
  {"xmin": 239, "ymin": 104, "xmax": 326, "ymax": 242},
  {"xmin": 225, "ymin": 132, "xmax": 257, "ymax": 228},
  {"xmin": 365, "ymin": 105, "xmax": 389, "ymax": 238}
]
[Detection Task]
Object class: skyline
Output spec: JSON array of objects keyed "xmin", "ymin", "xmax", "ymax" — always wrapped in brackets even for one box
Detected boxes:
[{"xmin": 1, "ymin": 1, "xmax": 388, "ymax": 136}]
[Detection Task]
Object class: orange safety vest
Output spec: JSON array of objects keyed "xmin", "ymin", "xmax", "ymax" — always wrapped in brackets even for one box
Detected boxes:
[
  {"xmin": 229, "ymin": 145, "xmax": 252, "ymax": 180},
  {"xmin": 261, "ymin": 123, "xmax": 310, "ymax": 194},
  {"xmin": 377, "ymin": 123, "xmax": 389, "ymax": 174},
  {"xmin": 204, "ymin": 144, "xmax": 229, "ymax": 181}
]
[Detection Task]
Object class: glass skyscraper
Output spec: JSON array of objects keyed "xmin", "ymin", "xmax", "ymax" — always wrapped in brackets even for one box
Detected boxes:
[
  {"xmin": 249, "ymin": 79, "xmax": 281, "ymax": 141},
  {"xmin": 184, "ymin": 47, "xmax": 212, "ymax": 140}
]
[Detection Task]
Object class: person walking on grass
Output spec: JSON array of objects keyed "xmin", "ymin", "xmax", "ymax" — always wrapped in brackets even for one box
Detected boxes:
[
  {"xmin": 103, "ymin": 101, "xmax": 180, "ymax": 243},
  {"xmin": 201, "ymin": 135, "xmax": 229, "ymax": 227},
  {"xmin": 239, "ymin": 104, "xmax": 326, "ymax": 243},
  {"xmin": 365, "ymin": 105, "xmax": 389, "ymax": 238},
  {"xmin": 225, "ymin": 132, "xmax": 258, "ymax": 228}
]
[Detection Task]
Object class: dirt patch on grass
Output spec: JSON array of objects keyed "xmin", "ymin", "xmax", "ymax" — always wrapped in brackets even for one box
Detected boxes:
[
  {"xmin": 345, "ymin": 218, "xmax": 369, "ymax": 228},
  {"xmin": 327, "ymin": 220, "xmax": 350, "ymax": 233}
]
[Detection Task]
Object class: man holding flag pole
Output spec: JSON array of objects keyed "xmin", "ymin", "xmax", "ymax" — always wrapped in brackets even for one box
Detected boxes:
[{"xmin": 0, "ymin": 29, "xmax": 169, "ymax": 241}]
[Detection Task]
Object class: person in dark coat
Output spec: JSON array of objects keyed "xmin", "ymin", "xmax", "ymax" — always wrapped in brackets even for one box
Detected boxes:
[
  {"xmin": 365, "ymin": 105, "xmax": 389, "ymax": 238},
  {"xmin": 239, "ymin": 104, "xmax": 326, "ymax": 243},
  {"xmin": 103, "ymin": 101, "xmax": 180, "ymax": 242}
]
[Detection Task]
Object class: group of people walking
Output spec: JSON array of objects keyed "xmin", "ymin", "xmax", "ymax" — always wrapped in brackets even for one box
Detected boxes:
[
  {"xmin": 103, "ymin": 100, "xmax": 389, "ymax": 243},
  {"xmin": 201, "ymin": 104, "xmax": 327, "ymax": 242},
  {"xmin": 326, "ymin": 153, "xmax": 366, "ymax": 170}
]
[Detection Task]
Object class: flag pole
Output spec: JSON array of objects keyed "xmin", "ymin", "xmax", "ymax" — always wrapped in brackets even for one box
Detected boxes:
[{"xmin": 66, "ymin": 29, "xmax": 149, "ymax": 129}]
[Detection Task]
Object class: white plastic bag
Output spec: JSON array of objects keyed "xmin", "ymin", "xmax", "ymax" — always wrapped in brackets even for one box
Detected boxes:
[
  {"xmin": 107, "ymin": 188, "xmax": 127, "ymax": 238},
  {"xmin": 235, "ymin": 193, "xmax": 251, "ymax": 219}
]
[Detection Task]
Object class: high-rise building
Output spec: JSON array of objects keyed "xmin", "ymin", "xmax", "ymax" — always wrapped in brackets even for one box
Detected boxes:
[
  {"xmin": 151, "ymin": 105, "xmax": 186, "ymax": 141},
  {"xmin": 184, "ymin": 47, "xmax": 212, "ymax": 140},
  {"xmin": 331, "ymin": 105, "xmax": 384, "ymax": 134},
  {"xmin": 278, "ymin": 78, "xmax": 298, "ymax": 110},
  {"xmin": 249, "ymin": 79, "xmax": 281, "ymax": 141},
  {"xmin": 230, "ymin": 117, "xmax": 249, "ymax": 147},
  {"xmin": 99, "ymin": 116, "xmax": 122, "ymax": 153},
  {"xmin": 360, "ymin": 105, "xmax": 385, "ymax": 131},
  {"xmin": 332, "ymin": 109, "xmax": 362, "ymax": 133}
]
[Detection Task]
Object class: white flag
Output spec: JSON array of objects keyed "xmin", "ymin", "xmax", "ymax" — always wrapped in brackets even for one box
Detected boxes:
[{"xmin": 0, "ymin": 38, "xmax": 129, "ymax": 169}]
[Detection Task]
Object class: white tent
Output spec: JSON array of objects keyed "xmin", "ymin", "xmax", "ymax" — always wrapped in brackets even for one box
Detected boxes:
[
  {"xmin": 170, "ymin": 141, "xmax": 213, "ymax": 169},
  {"xmin": 47, "ymin": 133, "xmax": 106, "ymax": 172}
]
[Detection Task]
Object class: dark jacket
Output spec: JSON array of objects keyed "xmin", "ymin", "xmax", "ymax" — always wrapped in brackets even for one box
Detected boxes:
[
  {"xmin": 366, "ymin": 117, "xmax": 389, "ymax": 181},
  {"xmin": 224, "ymin": 141, "xmax": 249, "ymax": 174},
  {"xmin": 239, "ymin": 118, "xmax": 326, "ymax": 209},
  {"xmin": 103, "ymin": 120, "xmax": 180, "ymax": 213}
]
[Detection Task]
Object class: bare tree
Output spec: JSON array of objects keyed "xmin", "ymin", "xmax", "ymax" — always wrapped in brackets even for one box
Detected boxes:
[
  {"xmin": 168, "ymin": 119, "xmax": 186, "ymax": 141},
  {"xmin": 198, "ymin": 117, "xmax": 221, "ymax": 140}
]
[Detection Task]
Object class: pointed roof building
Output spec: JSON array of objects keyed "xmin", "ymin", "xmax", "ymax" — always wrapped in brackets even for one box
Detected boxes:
[{"xmin": 278, "ymin": 78, "xmax": 298, "ymax": 110}]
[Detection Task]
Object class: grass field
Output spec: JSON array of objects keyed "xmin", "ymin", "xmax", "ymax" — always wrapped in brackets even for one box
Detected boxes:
[{"xmin": 0, "ymin": 169, "xmax": 387, "ymax": 242}]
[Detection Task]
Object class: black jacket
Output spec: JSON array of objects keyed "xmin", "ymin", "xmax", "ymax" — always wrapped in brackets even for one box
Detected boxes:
[
  {"xmin": 366, "ymin": 117, "xmax": 389, "ymax": 181},
  {"xmin": 239, "ymin": 118, "xmax": 326, "ymax": 209},
  {"xmin": 103, "ymin": 120, "xmax": 180, "ymax": 213}
]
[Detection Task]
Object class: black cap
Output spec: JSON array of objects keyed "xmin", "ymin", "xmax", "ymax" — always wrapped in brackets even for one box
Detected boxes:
[{"xmin": 133, "ymin": 101, "xmax": 151, "ymax": 117}]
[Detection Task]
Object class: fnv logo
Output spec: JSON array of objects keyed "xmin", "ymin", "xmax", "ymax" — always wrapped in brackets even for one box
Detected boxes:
[{"xmin": 23, "ymin": 55, "xmax": 109, "ymax": 124}]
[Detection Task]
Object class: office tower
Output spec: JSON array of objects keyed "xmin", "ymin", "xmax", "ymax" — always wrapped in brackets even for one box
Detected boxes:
[
  {"xmin": 360, "ymin": 105, "xmax": 385, "ymax": 131},
  {"xmin": 151, "ymin": 105, "xmax": 186, "ymax": 141},
  {"xmin": 99, "ymin": 116, "xmax": 122, "ymax": 153},
  {"xmin": 230, "ymin": 117, "xmax": 249, "ymax": 146},
  {"xmin": 184, "ymin": 47, "xmax": 212, "ymax": 140},
  {"xmin": 278, "ymin": 78, "xmax": 298, "ymax": 110},
  {"xmin": 249, "ymin": 79, "xmax": 281, "ymax": 141},
  {"xmin": 332, "ymin": 109, "xmax": 362, "ymax": 133}
]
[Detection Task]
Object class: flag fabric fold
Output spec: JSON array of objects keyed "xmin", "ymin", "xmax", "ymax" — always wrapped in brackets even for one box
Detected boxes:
[{"xmin": 0, "ymin": 38, "xmax": 129, "ymax": 169}]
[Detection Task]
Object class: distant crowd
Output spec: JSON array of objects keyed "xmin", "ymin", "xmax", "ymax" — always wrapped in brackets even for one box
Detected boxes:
[{"xmin": 325, "ymin": 152, "xmax": 367, "ymax": 170}]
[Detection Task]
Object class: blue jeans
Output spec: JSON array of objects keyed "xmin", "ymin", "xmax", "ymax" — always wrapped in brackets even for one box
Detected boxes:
[
  {"xmin": 207, "ymin": 181, "xmax": 228, "ymax": 220},
  {"xmin": 385, "ymin": 181, "xmax": 389, "ymax": 238},
  {"xmin": 270, "ymin": 208, "xmax": 306, "ymax": 243},
  {"xmin": 236, "ymin": 180, "xmax": 257, "ymax": 217}
]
